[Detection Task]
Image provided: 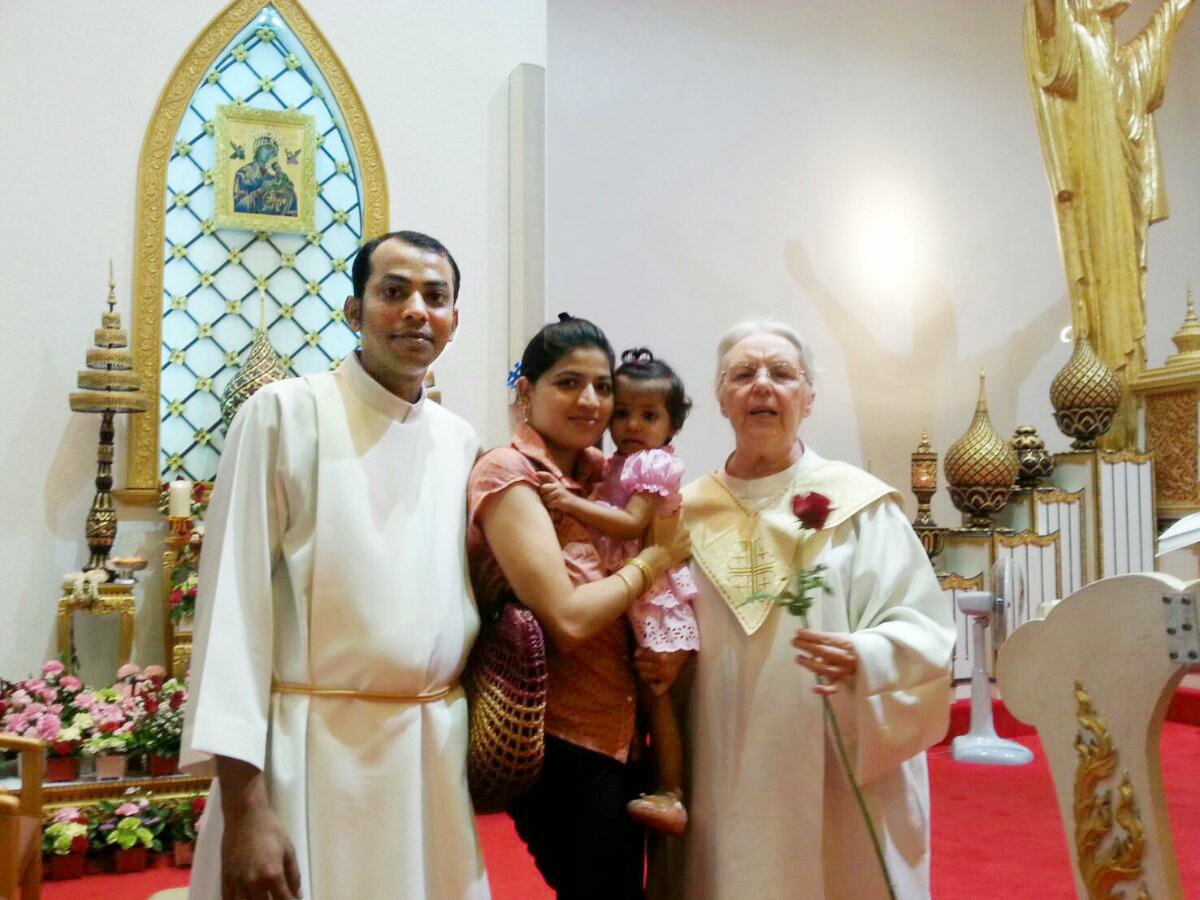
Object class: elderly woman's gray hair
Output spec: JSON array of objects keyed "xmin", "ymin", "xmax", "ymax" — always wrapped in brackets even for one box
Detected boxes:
[{"xmin": 715, "ymin": 319, "xmax": 817, "ymax": 390}]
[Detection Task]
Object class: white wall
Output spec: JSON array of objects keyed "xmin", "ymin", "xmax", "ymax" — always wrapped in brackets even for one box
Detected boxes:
[
  {"xmin": 0, "ymin": 0, "xmax": 545, "ymax": 681},
  {"xmin": 546, "ymin": 0, "xmax": 1200, "ymax": 558}
]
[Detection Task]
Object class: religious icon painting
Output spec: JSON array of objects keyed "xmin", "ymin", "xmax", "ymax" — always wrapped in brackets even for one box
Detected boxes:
[{"xmin": 213, "ymin": 105, "xmax": 316, "ymax": 234}]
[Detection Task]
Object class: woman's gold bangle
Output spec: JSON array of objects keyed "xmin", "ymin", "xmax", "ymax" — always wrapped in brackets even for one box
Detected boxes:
[
  {"xmin": 614, "ymin": 568, "xmax": 638, "ymax": 597},
  {"xmin": 626, "ymin": 556, "xmax": 656, "ymax": 591}
]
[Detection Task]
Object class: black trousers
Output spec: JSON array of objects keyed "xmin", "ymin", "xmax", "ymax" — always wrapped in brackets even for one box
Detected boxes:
[{"xmin": 508, "ymin": 735, "xmax": 646, "ymax": 899}]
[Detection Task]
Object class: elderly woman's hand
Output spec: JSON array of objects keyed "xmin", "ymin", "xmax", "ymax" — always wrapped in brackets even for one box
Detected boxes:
[
  {"xmin": 792, "ymin": 629, "xmax": 858, "ymax": 695},
  {"xmin": 634, "ymin": 647, "xmax": 692, "ymax": 696}
]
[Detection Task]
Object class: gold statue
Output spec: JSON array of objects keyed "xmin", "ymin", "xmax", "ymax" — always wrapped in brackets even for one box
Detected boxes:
[{"xmin": 1024, "ymin": 0, "xmax": 1193, "ymax": 448}]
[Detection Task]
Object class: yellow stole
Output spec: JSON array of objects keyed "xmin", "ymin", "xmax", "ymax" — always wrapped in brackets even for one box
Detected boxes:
[{"xmin": 681, "ymin": 461, "xmax": 898, "ymax": 635}]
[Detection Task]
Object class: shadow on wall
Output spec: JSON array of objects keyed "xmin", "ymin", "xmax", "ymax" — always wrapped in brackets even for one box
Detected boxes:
[{"xmin": 783, "ymin": 238, "xmax": 1065, "ymax": 501}]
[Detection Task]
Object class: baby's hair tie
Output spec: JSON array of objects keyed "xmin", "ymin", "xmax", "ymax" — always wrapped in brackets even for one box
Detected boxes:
[{"xmin": 506, "ymin": 360, "xmax": 523, "ymax": 388}]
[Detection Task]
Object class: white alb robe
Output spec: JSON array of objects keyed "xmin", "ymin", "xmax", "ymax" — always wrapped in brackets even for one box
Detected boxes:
[
  {"xmin": 182, "ymin": 353, "xmax": 489, "ymax": 900},
  {"xmin": 669, "ymin": 449, "xmax": 954, "ymax": 900}
]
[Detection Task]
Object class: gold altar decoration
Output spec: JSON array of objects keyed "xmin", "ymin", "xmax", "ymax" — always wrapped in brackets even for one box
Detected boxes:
[
  {"xmin": 1023, "ymin": 0, "xmax": 1195, "ymax": 451},
  {"xmin": 1072, "ymin": 679, "xmax": 1148, "ymax": 900},
  {"xmin": 57, "ymin": 583, "xmax": 135, "ymax": 672},
  {"xmin": 1050, "ymin": 309, "xmax": 1122, "ymax": 451},
  {"xmin": 121, "ymin": 0, "xmax": 388, "ymax": 501},
  {"xmin": 910, "ymin": 430, "xmax": 946, "ymax": 570},
  {"xmin": 69, "ymin": 267, "xmax": 151, "ymax": 572},
  {"xmin": 1133, "ymin": 289, "xmax": 1200, "ymax": 520},
  {"xmin": 944, "ymin": 372, "xmax": 1018, "ymax": 529},
  {"xmin": 220, "ymin": 290, "xmax": 287, "ymax": 431},
  {"xmin": 1012, "ymin": 425, "xmax": 1054, "ymax": 488}
]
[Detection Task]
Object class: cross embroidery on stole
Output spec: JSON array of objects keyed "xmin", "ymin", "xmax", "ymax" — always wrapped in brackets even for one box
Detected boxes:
[{"xmin": 727, "ymin": 538, "xmax": 774, "ymax": 593}]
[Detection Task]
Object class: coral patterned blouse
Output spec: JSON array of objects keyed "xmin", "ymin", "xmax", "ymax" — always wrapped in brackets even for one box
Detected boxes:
[{"xmin": 467, "ymin": 425, "xmax": 638, "ymax": 763}]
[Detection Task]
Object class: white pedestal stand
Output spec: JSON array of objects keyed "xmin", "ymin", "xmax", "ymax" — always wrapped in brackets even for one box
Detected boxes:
[{"xmin": 951, "ymin": 591, "xmax": 1033, "ymax": 766}]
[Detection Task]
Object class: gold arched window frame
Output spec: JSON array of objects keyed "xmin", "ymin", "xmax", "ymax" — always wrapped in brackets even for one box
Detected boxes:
[{"xmin": 119, "ymin": 0, "xmax": 387, "ymax": 502}]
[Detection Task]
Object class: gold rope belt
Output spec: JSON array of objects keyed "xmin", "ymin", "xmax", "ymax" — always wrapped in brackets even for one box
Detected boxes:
[{"xmin": 272, "ymin": 681, "xmax": 458, "ymax": 703}]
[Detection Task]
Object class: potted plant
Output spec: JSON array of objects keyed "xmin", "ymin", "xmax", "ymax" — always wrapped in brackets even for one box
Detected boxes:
[
  {"xmin": 42, "ymin": 807, "xmax": 91, "ymax": 880},
  {"xmin": 1, "ymin": 660, "xmax": 89, "ymax": 781},
  {"xmin": 96, "ymin": 792, "xmax": 164, "ymax": 873},
  {"xmin": 81, "ymin": 688, "xmax": 135, "ymax": 779},
  {"xmin": 142, "ymin": 678, "xmax": 188, "ymax": 775},
  {"xmin": 167, "ymin": 794, "xmax": 206, "ymax": 866}
]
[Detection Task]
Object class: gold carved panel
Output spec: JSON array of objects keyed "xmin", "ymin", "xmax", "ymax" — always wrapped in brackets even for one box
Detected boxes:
[
  {"xmin": 121, "ymin": 0, "xmax": 388, "ymax": 500},
  {"xmin": 1145, "ymin": 389, "xmax": 1199, "ymax": 510}
]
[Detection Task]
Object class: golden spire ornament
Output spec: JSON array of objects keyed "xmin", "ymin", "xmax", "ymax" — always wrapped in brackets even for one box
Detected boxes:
[
  {"xmin": 1050, "ymin": 301, "xmax": 1122, "ymax": 451},
  {"xmin": 944, "ymin": 371, "xmax": 1018, "ymax": 529},
  {"xmin": 1165, "ymin": 288, "xmax": 1200, "ymax": 366},
  {"xmin": 68, "ymin": 263, "xmax": 151, "ymax": 573},
  {"xmin": 220, "ymin": 287, "xmax": 286, "ymax": 431}
]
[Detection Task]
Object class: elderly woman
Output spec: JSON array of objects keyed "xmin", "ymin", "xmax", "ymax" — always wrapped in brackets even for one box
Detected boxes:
[{"xmin": 650, "ymin": 320, "xmax": 954, "ymax": 899}]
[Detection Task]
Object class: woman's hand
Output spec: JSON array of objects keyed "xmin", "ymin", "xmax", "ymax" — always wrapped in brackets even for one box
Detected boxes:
[
  {"xmin": 634, "ymin": 648, "xmax": 692, "ymax": 696},
  {"xmin": 792, "ymin": 629, "xmax": 857, "ymax": 695}
]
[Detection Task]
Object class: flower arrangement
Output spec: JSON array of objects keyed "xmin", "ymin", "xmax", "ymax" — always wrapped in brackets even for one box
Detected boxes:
[
  {"xmin": 748, "ymin": 491, "xmax": 897, "ymax": 899},
  {"xmin": 138, "ymin": 677, "xmax": 188, "ymax": 759},
  {"xmin": 96, "ymin": 791, "xmax": 165, "ymax": 852},
  {"xmin": 43, "ymin": 807, "xmax": 91, "ymax": 856},
  {"xmin": 61, "ymin": 569, "xmax": 108, "ymax": 603},
  {"xmin": 168, "ymin": 557, "xmax": 199, "ymax": 625},
  {"xmin": 167, "ymin": 795, "xmax": 206, "ymax": 846},
  {"xmin": 1, "ymin": 660, "xmax": 90, "ymax": 757}
]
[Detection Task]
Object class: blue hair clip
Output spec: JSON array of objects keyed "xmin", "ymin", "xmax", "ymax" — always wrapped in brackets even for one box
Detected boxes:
[{"xmin": 506, "ymin": 360, "xmax": 523, "ymax": 389}]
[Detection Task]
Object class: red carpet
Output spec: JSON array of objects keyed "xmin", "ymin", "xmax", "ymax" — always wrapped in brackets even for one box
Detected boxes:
[{"xmin": 40, "ymin": 699, "xmax": 1200, "ymax": 899}]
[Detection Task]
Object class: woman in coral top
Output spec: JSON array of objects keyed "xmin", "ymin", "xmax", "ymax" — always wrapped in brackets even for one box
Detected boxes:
[{"xmin": 468, "ymin": 314, "xmax": 683, "ymax": 899}]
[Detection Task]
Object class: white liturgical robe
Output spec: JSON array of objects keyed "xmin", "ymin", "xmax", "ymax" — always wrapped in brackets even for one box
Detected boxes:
[
  {"xmin": 665, "ymin": 448, "xmax": 954, "ymax": 900},
  {"xmin": 182, "ymin": 353, "xmax": 489, "ymax": 899}
]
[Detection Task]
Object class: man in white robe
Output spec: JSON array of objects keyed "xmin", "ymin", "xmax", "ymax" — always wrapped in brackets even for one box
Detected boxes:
[{"xmin": 182, "ymin": 231, "xmax": 489, "ymax": 899}]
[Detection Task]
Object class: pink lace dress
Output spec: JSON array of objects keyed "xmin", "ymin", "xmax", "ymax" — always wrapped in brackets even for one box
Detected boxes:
[{"xmin": 594, "ymin": 448, "xmax": 700, "ymax": 652}]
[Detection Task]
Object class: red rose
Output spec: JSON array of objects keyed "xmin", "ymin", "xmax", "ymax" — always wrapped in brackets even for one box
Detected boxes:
[
  {"xmin": 192, "ymin": 796, "xmax": 206, "ymax": 815},
  {"xmin": 70, "ymin": 835, "xmax": 88, "ymax": 854},
  {"xmin": 145, "ymin": 697, "xmax": 159, "ymax": 714},
  {"xmin": 170, "ymin": 692, "xmax": 185, "ymax": 710},
  {"xmin": 53, "ymin": 741, "xmax": 73, "ymax": 756},
  {"xmin": 791, "ymin": 492, "xmax": 832, "ymax": 531}
]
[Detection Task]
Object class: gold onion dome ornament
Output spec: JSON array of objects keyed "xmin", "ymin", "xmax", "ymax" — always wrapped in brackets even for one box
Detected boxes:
[
  {"xmin": 68, "ymin": 264, "xmax": 151, "ymax": 573},
  {"xmin": 944, "ymin": 371, "xmax": 1018, "ymax": 529},
  {"xmin": 220, "ymin": 290, "xmax": 286, "ymax": 431},
  {"xmin": 1050, "ymin": 304, "xmax": 1122, "ymax": 451}
]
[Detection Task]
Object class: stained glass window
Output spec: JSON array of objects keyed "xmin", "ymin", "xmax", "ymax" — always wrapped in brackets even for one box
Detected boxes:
[{"xmin": 160, "ymin": 7, "xmax": 362, "ymax": 480}]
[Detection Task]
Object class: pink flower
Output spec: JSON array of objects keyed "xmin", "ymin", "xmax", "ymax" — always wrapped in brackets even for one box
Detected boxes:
[
  {"xmin": 42, "ymin": 660, "xmax": 66, "ymax": 677},
  {"xmin": 10, "ymin": 689, "xmax": 30, "ymax": 706},
  {"xmin": 39, "ymin": 688, "xmax": 57, "ymax": 704},
  {"xmin": 52, "ymin": 807, "xmax": 82, "ymax": 824},
  {"xmin": 113, "ymin": 683, "xmax": 132, "ymax": 699},
  {"xmin": 36, "ymin": 713, "xmax": 62, "ymax": 741},
  {"xmin": 114, "ymin": 802, "xmax": 140, "ymax": 817},
  {"xmin": 25, "ymin": 702, "xmax": 45, "ymax": 718},
  {"xmin": 50, "ymin": 704, "xmax": 63, "ymax": 715},
  {"xmin": 144, "ymin": 665, "xmax": 167, "ymax": 680},
  {"xmin": 25, "ymin": 679, "xmax": 46, "ymax": 692},
  {"xmin": 116, "ymin": 664, "xmax": 141, "ymax": 680},
  {"xmin": 60, "ymin": 676, "xmax": 82, "ymax": 692},
  {"xmin": 4, "ymin": 713, "xmax": 29, "ymax": 734},
  {"xmin": 74, "ymin": 693, "xmax": 95, "ymax": 710}
]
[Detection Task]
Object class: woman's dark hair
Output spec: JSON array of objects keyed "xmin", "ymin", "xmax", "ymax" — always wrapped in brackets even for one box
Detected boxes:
[
  {"xmin": 615, "ymin": 348, "xmax": 692, "ymax": 433},
  {"xmin": 520, "ymin": 313, "xmax": 615, "ymax": 383}
]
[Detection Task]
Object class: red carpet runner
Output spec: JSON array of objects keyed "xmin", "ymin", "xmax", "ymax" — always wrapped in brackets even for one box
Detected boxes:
[{"xmin": 41, "ymin": 714, "xmax": 1200, "ymax": 898}]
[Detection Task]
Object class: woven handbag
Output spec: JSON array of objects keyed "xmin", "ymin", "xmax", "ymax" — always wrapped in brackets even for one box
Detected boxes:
[{"xmin": 464, "ymin": 599, "xmax": 548, "ymax": 812}]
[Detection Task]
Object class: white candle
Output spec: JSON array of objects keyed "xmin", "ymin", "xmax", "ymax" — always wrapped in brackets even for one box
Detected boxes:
[{"xmin": 168, "ymin": 479, "xmax": 192, "ymax": 518}]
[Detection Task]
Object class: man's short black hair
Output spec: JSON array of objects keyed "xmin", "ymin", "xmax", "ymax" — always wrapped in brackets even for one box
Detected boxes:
[{"xmin": 351, "ymin": 230, "xmax": 461, "ymax": 301}]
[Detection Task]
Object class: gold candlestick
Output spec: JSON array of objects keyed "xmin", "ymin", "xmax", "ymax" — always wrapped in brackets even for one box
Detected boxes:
[{"xmin": 910, "ymin": 430, "xmax": 946, "ymax": 572}]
